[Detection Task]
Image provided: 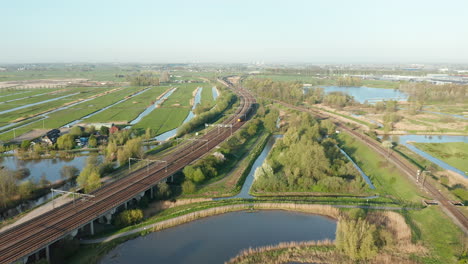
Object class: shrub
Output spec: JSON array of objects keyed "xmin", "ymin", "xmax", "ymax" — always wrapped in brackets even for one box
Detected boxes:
[{"xmin": 115, "ymin": 209, "xmax": 144, "ymax": 227}]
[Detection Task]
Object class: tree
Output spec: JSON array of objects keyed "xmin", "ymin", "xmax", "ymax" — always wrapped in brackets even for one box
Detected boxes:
[
  {"xmin": 69, "ymin": 126, "xmax": 83, "ymax": 137},
  {"xmin": 182, "ymin": 180, "xmax": 196, "ymax": 194},
  {"xmin": 0, "ymin": 169, "xmax": 18, "ymax": 207},
  {"xmin": 382, "ymin": 140, "xmax": 393, "ymax": 155},
  {"xmin": 57, "ymin": 134, "xmax": 76, "ymax": 150},
  {"xmin": 85, "ymin": 170, "xmax": 101, "ymax": 193},
  {"xmin": 115, "ymin": 209, "xmax": 143, "ymax": 227},
  {"xmin": 60, "ymin": 166, "xmax": 79, "ymax": 180},
  {"xmin": 160, "ymin": 71, "xmax": 170, "ymax": 83},
  {"xmin": 336, "ymin": 218, "xmax": 378, "ymax": 260},
  {"xmin": 20, "ymin": 140, "xmax": 31, "ymax": 150},
  {"xmin": 156, "ymin": 182, "xmax": 171, "ymax": 199},
  {"xmin": 85, "ymin": 126, "xmax": 96, "ymax": 135},
  {"xmin": 88, "ymin": 135, "xmax": 97, "ymax": 148},
  {"xmin": 100, "ymin": 126, "xmax": 109, "ymax": 136},
  {"xmin": 18, "ymin": 180, "xmax": 35, "ymax": 199}
]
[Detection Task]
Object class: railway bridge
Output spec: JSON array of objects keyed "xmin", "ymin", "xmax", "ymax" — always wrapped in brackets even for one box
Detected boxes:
[{"xmin": 0, "ymin": 79, "xmax": 255, "ymax": 264}]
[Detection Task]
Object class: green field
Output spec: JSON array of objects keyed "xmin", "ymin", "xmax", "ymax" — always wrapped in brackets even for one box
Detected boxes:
[
  {"xmin": 0, "ymin": 89, "xmax": 55, "ymax": 103},
  {"xmin": 0, "ymin": 88, "xmax": 82, "ymax": 112},
  {"xmin": 0, "ymin": 88, "xmax": 106, "ymax": 124},
  {"xmin": 162, "ymin": 84, "xmax": 197, "ymax": 108},
  {"xmin": 200, "ymin": 84, "xmax": 215, "ymax": 107},
  {"xmin": 0, "ymin": 87, "xmax": 144, "ymax": 141},
  {"xmin": 409, "ymin": 206, "xmax": 464, "ymax": 263},
  {"xmin": 85, "ymin": 86, "xmax": 168, "ymax": 123},
  {"xmin": 337, "ymin": 133, "xmax": 424, "ymax": 202},
  {"xmin": 133, "ymin": 107, "xmax": 189, "ymax": 135},
  {"xmin": 412, "ymin": 142, "xmax": 468, "ymax": 172},
  {"xmin": 0, "ymin": 68, "xmax": 127, "ymax": 82}
]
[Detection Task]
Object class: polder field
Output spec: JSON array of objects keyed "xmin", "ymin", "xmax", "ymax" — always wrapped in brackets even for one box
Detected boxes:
[
  {"xmin": 0, "ymin": 78, "xmax": 217, "ymax": 142},
  {"xmin": 132, "ymin": 83, "xmax": 213, "ymax": 136}
]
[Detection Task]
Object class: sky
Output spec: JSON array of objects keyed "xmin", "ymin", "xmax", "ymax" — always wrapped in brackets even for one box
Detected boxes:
[{"xmin": 1, "ymin": 0, "xmax": 468, "ymax": 64}]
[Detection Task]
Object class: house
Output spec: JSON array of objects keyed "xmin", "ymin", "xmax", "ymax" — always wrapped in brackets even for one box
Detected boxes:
[
  {"xmin": 41, "ymin": 129, "xmax": 61, "ymax": 145},
  {"xmin": 109, "ymin": 124, "xmax": 120, "ymax": 134}
]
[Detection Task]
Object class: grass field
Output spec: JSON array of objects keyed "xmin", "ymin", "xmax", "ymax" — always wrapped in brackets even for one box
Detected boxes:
[
  {"xmin": 0, "ymin": 87, "xmax": 144, "ymax": 141},
  {"xmin": 0, "ymin": 68, "xmax": 127, "ymax": 82},
  {"xmin": 408, "ymin": 206, "xmax": 464, "ymax": 263},
  {"xmin": 200, "ymin": 83, "xmax": 215, "ymax": 107},
  {"xmin": 0, "ymin": 88, "xmax": 82, "ymax": 112},
  {"xmin": 337, "ymin": 133, "xmax": 424, "ymax": 203},
  {"xmin": 162, "ymin": 84, "xmax": 197, "ymax": 108},
  {"xmin": 85, "ymin": 86, "xmax": 168, "ymax": 123},
  {"xmin": 412, "ymin": 142, "xmax": 468, "ymax": 172},
  {"xmin": 133, "ymin": 107, "xmax": 189, "ymax": 135},
  {"xmin": 0, "ymin": 89, "xmax": 55, "ymax": 103},
  {"xmin": 0, "ymin": 88, "xmax": 107, "ymax": 124}
]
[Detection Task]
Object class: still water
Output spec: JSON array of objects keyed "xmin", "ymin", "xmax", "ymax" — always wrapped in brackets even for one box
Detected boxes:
[
  {"xmin": 100, "ymin": 210, "xmax": 336, "ymax": 264},
  {"xmin": 0, "ymin": 155, "xmax": 89, "ymax": 182},
  {"xmin": 306, "ymin": 86, "xmax": 408, "ymax": 103},
  {"xmin": 384, "ymin": 134, "xmax": 468, "ymax": 178}
]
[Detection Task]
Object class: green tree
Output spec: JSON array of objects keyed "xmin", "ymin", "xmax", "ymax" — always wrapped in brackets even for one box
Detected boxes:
[
  {"xmin": 60, "ymin": 166, "xmax": 79, "ymax": 180},
  {"xmin": 182, "ymin": 180, "xmax": 196, "ymax": 194},
  {"xmin": 115, "ymin": 209, "xmax": 144, "ymax": 227},
  {"xmin": 0, "ymin": 169, "xmax": 17, "ymax": 207},
  {"xmin": 88, "ymin": 135, "xmax": 97, "ymax": 148},
  {"xmin": 57, "ymin": 134, "xmax": 76, "ymax": 150},
  {"xmin": 69, "ymin": 126, "xmax": 83, "ymax": 137},
  {"xmin": 18, "ymin": 180, "xmax": 35, "ymax": 199},
  {"xmin": 20, "ymin": 140, "xmax": 31, "ymax": 150},
  {"xmin": 100, "ymin": 126, "xmax": 109, "ymax": 136},
  {"xmin": 156, "ymin": 182, "xmax": 171, "ymax": 199},
  {"xmin": 85, "ymin": 170, "xmax": 101, "ymax": 193}
]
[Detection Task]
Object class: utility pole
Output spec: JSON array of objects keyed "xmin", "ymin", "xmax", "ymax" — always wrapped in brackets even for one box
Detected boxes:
[
  {"xmin": 176, "ymin": 137, "xmax": 209, "ymax": 151},
  {"xmin": 205, "ymin": 123, "xmax": 233, "ymax": 135},
  {"xmin": 129, "ymin": 157, "xmax": 168, "ymax": 173},
  {"xmin": 51, "ymin": 189, "xmax": 94, "ymax": 208}
]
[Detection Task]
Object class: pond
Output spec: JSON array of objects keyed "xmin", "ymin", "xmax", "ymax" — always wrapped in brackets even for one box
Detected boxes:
[
  {"xmin": 0, "ymin": 155, "xmax": 90, "ymax": 183},
  {"xmin": 99, "ymin": 210, "xmax": 336, "ymax": 264},
  {"xmin": 383, "ymin": 134, "xmax": 468, "ymax": 178},
  {"xmin": 306, "ymin": 86, "xmax": 408, "ymax": 104}
]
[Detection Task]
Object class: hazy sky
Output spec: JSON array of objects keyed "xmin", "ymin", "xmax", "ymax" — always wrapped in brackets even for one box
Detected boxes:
[{"xmin": 1, "ymin": 0, "xmax": 467, "ymax": 63}]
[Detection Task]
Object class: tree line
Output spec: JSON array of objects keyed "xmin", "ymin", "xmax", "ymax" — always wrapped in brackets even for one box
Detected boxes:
[{"xmin": 251, "ymin": 113, "xmax": 366, "ymax": 194}]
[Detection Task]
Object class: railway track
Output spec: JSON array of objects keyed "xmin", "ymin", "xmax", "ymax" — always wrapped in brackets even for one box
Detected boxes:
[
  {"xmin": 266, "ymin": 96, "xmax": 468, "ymax": 234},
  {"xmin": 0, "ymin": 81, "xmax": 255, "ymax": 264}
]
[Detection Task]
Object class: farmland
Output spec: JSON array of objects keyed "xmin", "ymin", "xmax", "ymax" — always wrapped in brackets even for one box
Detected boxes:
[
  {"xmin": 85, "ymin": 86, "xmax": 169, "ymax": 123},
  {"xmin": 0, "ymin": 87, "xmax": 145, "ymax": 141}
]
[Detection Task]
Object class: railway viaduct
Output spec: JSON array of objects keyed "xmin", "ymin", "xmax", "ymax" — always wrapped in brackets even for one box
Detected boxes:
[{"xmin": 0, "ymin": 79, "xmax": 255, "ymax": 264}]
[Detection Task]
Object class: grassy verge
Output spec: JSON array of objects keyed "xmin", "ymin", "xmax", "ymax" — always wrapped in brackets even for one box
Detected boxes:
[
  {"xmin": 337, "ymin": 132, "xmax": 425, "ymax": 203},
  {"xmin": 408, "ymin": 206, "xmax": 465, "ymax": 264},
  {"xmin": 183, "ymin": 131, "xmax": 270, "ymax": 198}
]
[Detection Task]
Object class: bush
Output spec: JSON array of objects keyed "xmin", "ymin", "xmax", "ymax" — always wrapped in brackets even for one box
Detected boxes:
[
  {"xmin": 182, "ymin": 180, "xmax": 196, "ymax": 194},
  {"xmin": 115, "ymin": 209, "xmax": 144, "ymax": 227}
]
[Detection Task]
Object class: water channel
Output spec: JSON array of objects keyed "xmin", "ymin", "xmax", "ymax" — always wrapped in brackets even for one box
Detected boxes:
[
  {"xmin": 382, "ymin": 134, "xmax": 468, "ymax": 178},
  {"xmin": 154, "ymin": 87, "xmax": 203, "ymax": 142},
  {"xmin": 99, "ymin": 210, "xmax": 336, "ymax": 264}
]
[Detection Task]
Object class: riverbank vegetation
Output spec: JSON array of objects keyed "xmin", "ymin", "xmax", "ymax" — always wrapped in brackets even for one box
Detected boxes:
[{"xmin": 251, "ymin": 113, "xmax": 367, "ymax": 195}]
